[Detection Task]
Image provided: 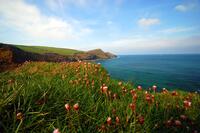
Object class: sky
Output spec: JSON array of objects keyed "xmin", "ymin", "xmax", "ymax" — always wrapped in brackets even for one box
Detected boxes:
[{"xmin": 0, "ymin": 0, "xmax": 200, "ymax": 54}]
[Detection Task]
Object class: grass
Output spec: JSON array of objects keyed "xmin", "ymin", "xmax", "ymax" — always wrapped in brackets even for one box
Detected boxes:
[
  {"xmin": 15, "ymin": 45, "xmax": 83, "ymax": 55},
  {"xmin": 0, "ymin": 62, "xmax": 200, "ymax": 133}
]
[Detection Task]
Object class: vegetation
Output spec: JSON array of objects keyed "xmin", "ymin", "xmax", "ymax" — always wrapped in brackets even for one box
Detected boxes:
[
  {"xmin": 15, "ymin": 45, "xmax": 82, "ymax": 55},
  {"xmin": 0, "ymin": 62, "xmax": 199, "ymax": 133}
]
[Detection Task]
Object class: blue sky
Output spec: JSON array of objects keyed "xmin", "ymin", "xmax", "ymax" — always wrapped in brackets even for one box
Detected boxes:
[{"xmin": 0, "ymin": 0, "xmax": 200, "ymax": 54}]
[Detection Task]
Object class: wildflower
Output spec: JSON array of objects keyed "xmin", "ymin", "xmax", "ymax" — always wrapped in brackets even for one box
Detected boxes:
[
  {"xmin": 73, "ymin": 103, "xmax": 79, "ymax": 111},
  {"xmin": 138, "ymin": 116, "xmax": 144, "ymax": 125},
  {"xmin": 133, "ymin": 94, "xmax": 138, "ymax": 101},
  {"xmin": 107, "ymin": 117, "xmax": 112, "ymax": 125},
  {"xmin": 118, "ymin": 81, "xmax": 122, "ymax": 86},
  {"xmin": 183, "ymin": 100, "xmax": 191, "ymax": 109},
  {"xmin": 180, "ymin": 115, "xmax": 187, "ymax": 120},
  {"xmin": 65, "ymin": 103, "xmax": 70, "ymax": 111},
  {"xmin": 162, "ymin": 88, "xmax": 168, "ymax": 94},
  {"xmin": 122, "ymin": 88, "xmax": 128, "ymax": 94},
  {"xmin": 53, "ymin": 128, "xmax": 60, "ymax": 133},
  {"xmin": 16, "ymin": 112, "xmax": 23, "ymax": 120},
  {"xmin": 175, "ymin": 120, "xmax": 182, "ymax": 127},
  {"xmin": 129, "ymin": 103, "xmax": 136, "ymax": 112},
  {"xmin": 152, "ymin": 85, "xmax": 157, "ymax": 92},
  {"xmin": 116, "ymin": 116, "xmax": 120, "ymax": 124},
  {"xmin": 130, "ymin": 89, "xmax": 136, "ymax": 96},
  {"xmin": 137, "ymin": 86, "xmax": 142, "ymax": 91},
  {"xmin": 113, "ymin": 93, "xmax": 118, "ymax": 99},
  {"xmin": 145, "ymin": 93, "xmax": 152, "ymax": 103},
  {"xmin": 165, "ymin": 120, "xmax": 172, "ymax": 127},
  {"xmin": 101, "ymin": 86, "xmax": 108, "ymax": 93},
  {"xmin": 172, "ymin": 91, "xmax": 178, "ymax": 96}
]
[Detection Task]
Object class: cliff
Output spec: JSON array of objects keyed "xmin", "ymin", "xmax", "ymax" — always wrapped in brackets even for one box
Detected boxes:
[{"xmin": 0, "ymin": 43, "xmax": 117, "ymax": 64}]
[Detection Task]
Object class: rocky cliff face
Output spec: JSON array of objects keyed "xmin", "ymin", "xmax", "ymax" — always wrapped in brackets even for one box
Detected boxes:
[{"xmin": 0, "ymin": 43, "xmax": 117, "ymax": 64}]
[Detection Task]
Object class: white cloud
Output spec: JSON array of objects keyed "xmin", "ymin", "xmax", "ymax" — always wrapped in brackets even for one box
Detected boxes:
[
  {"xmin": 0, "ymin": 0, "xmax": 92, "ymax": 40},
  {"xmin": 175, "ymin": 3, "xmax": 197, "ymax": 12},
  {"xmin": 161, "ymin": 27, "xmax": 194, "ymax": 34},
  {"xmin": 138, "ymin": 18, "xmax": 160, "ymax": 27},
  {"xmin": 86, "ymin": 35, "xmax": 200, "ymax": 54},
  {"xmin": 45, "ymin": 0, "xmax": 104, "ymax": 9},
  {"xmin": 45, "ymin": 0, "xmax": 123, "ymax": 10}
]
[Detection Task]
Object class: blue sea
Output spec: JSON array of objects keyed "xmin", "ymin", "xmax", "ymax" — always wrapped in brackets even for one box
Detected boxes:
[{"xmin": 97, "ymin": 55, "xmax": 200, "ymax": 92}]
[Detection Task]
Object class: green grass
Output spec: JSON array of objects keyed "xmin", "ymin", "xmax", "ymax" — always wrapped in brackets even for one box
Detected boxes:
[
  {"xmin": 15, "ymin": 45, "xmax": 83, "ymax": 55},
  {"xmin": 0, "ymin": 62, "xmax": 200, "ymax": 133}
]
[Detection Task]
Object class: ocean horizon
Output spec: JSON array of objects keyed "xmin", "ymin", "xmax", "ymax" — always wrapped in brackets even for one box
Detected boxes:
[{"xmin": 97, "ymin": 54, "xmax": 200, "ymax": 92}]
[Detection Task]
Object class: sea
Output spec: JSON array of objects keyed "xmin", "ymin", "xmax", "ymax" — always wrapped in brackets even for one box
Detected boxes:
[{"xmin": 96, "ymin": 54, "xmax": 200, "ymax": 92}]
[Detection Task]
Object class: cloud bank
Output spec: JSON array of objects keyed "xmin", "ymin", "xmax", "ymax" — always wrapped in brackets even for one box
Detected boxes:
[
  {"xmin": 175, "ymin": 2, "xmax": 198, "ymax": 12},
  {"xmin": 138, "ymin": 18, "xmax": 160, "ymax": 27},
  {"xmin": 0, "ymin": 0, "xmax": 92, "ymax": 41}
]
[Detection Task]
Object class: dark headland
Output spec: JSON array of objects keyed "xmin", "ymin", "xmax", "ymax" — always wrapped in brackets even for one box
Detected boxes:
[{"xmin": 0, "ymin": 43, "xmax": 116, "ymax": 71}]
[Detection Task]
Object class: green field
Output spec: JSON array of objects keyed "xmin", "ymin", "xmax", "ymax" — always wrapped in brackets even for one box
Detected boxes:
[
  {"xmin": 15, "ymin": 45, "xmax": 83, "ymax": 55},
  {"xmin": 0, "ymin": 62, "xmax": 199, "ymax": 132}
]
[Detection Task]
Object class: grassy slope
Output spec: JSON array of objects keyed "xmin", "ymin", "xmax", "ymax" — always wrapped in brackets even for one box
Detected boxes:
[
  {"xmin": 15, "ymin": 45, "xmax": 83, "ymax": 55},
  {"xmin": 0, "ymin": 62, "xmax": 199, "ymax": 133}
]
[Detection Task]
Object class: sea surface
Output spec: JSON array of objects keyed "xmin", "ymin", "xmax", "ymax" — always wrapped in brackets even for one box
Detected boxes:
[{"xmin": 97, "ymin": 54, "xmax": 200, "ymax": 92}]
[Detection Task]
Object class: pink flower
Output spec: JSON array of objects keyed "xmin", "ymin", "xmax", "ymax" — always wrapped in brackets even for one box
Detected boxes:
[
  {"xmin": 101, "ymin": 86, "xmax": 108, "ymax": 93},
  {"xmin": 130, "ymin": 89, "xmax": 136, "ymax": 96},
  {"xmin": 180, "ymin": 115, "xmax": 187, "ymax": 120},
  {"xmin": 53, "ymin": 128, "xmax": 60, "ymax": 133},
  {"xmin": 162, "ymin": 88, "xmax": 168, "ymax": 94},
  {"xmin": 113, "ymin": 93, "xmax": 118, "ymax": 99},
  {"xmin": 175, "ymin": 120, "xmax": 182, "ymax": 127},
  {"xmin": 138, "ymin": 116, "xmax": 144, "ymax": 125},
  {"xmin": 65, "ymin": 103, "xmax": 70, "ymax": 111},
  {"xmin": 137, "ymin": 86, "xmax": 142, "ymax": 91},
  {"xmin": 129, "ymin": 103, "xmax": 136, "ymax": 112},
  {"xmin": 171, "ymin": 91, "xmax": 178, "ymax": 96},
  {"xmin": 107, "ymin": 117, "xmax": 112, "ymax": 125},
  {"xmin": 115, "ymin": 116, "xmax": 120, "ymax": 124},
  {"xmin": 183, "ymin": 100, "xmax": 191, "ymax": 109},
  {"xmin": 152, "ymin": 85, "xmax": 157, "ymax": 92},
  {"xmin": 133, "ymin": 94, "xmax": 138, "ymax": 101},
  {"xmin": 73, "ymin": 103, "xmax": 79, "ymax": 111}
]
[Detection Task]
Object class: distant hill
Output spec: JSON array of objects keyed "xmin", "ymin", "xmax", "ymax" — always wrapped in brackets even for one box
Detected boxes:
[
  {"xmin": 15, "ymin": 45, "xmax": 82, "ymax": 55},
  {"xmin": 0, "ymin": 43, "xmax": 117, "ymax": 65}
]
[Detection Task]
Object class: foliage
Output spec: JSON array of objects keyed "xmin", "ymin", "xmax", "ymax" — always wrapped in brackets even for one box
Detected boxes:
[{"xmin": 0, "ymin": 62, "xmax": 199, "ymax": 133}]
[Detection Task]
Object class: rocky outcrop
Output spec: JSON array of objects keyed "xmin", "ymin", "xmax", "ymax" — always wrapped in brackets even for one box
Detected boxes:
[{"xmin": 73, "ymin": 49, "xmax": 117, "ymax": 60}]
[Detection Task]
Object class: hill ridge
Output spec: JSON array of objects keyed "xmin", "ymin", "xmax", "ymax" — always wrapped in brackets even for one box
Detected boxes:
[{"xmin": 0, "ymin": 43, "xmax": 117, "ymax": 64}]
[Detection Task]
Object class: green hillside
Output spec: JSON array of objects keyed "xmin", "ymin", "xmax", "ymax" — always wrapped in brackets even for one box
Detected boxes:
[
  {"xmin": 0, "ymin": 62, "xmax": 199, "ymax": 132},
  {"xmin": 15, "ymin": 45, "xmax": 83, "ymax": 55}
]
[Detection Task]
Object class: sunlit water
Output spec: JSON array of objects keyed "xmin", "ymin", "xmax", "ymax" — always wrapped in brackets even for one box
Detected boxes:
[{"xmin": 97, "ymin": 55, "xmax": 200, "ymax": 92}]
